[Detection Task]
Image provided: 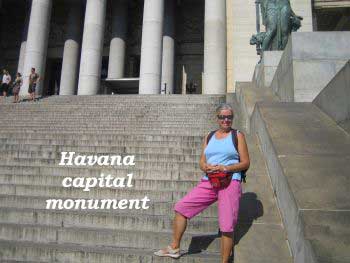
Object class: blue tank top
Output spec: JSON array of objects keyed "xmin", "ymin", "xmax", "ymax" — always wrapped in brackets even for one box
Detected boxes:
[{"xmin": 202, "ymin": 131, "xmax": 242, "ymax": 181}]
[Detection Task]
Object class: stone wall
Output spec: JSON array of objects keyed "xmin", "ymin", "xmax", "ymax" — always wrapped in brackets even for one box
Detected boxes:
[{"xmin": 313, "ymin": 60, "xmax": 350, "ymax": 131}]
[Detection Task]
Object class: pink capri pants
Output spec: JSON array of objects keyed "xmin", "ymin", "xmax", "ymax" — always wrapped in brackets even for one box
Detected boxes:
[{"xmin": 174, "ymin": 179, "xmax": 241, "ymax": 233}]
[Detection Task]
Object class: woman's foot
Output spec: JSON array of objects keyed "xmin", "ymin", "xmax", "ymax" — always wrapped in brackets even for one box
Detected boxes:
[{"xmin": 154, "ymin": 245, "xmax": 180, "ymax": 259}]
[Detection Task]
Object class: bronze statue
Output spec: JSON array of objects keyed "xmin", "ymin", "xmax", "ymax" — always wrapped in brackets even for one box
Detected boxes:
[{"xmin": 250, "ymin": 0, "xmax": 302, "ymax": 51}]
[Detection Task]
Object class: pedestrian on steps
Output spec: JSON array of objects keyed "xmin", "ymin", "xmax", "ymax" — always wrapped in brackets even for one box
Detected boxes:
[
  {"xmin": 154, "ymin": 103, "xmax": 250, "ymax": 263},
  {"xmin": 28, "ymin": 67, "xmax": 40, "ymax": 101},
  {"xmin": 12, "ymin": 72, "xmax": 23, "ymax": 103},
  {"xmin": 1, "ymin": 69, "xmax": 12, "ymax": 100}
]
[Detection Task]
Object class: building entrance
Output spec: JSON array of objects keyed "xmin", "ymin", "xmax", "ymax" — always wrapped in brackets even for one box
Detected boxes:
[{"xmin": 44, "ymin": 59, "xmax": 62, "ymax": 97}]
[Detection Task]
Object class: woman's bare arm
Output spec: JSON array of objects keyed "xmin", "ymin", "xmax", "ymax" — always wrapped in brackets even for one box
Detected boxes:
[
  {"xmin": 199, "ymin": 134, "xmax": 219, "ymax": 173},
  {"xmin": 199, "ymin": 135, "xmax": 208, "ymax": 173}
]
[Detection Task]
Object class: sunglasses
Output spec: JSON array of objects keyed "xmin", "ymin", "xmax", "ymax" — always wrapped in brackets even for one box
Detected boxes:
[{"xmin": 217, "ymin": 115, "xmax": 234, "ymax": 120}]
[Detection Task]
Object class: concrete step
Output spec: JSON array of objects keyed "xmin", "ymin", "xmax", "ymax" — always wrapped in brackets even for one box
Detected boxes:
[
  {"xmin": 0, "ymin": 166, "xmax": 283, "ymax": 227},
  {"xmin": 0, "ymin": 174, "xmax": 199, "ymax": 192},
  {"xmin": 0, "ymin": 157, "xmax": 201, "ymax": 171},
  {"xmin": 0, "ymin": 146, "xmax": 202, "ymax": 158},
  {"xmin": 0, "ymin": 99, "xmax": 224, "ymax": 106},
  {"xmin": 0, "ymin": 222, "xmax": 222, "ymax": 252},
  {"xmin": 0, "ymin": 105, "xmax": 219, "ymax": 111},
  {"xmin": 0, "ymin": 107, "xmax": 217, "ymax": 111},
  {"xmin": 0, "ymin": 195, "xmax": 218, "ymax": 219},
  {"xmin": 0, "ymin": 183, "xmax": 186, "ymax": 202},
  {"xmin": 0, "ymin": 113, "xmax": 216, "ymax": 118},
  {"xmin": 0, "ymin": 121, "xmax": 215, "ymax": 126},
  {"xmin": 0, "ymin": 207, "xmax": 220, "ymax": 233},
  {"xmin": 0, "ymin": 221, "xmax": 292, "ymax": 263},
  {"xmin": 0, "ymin": 132, "xmax": 205, "ymax": 142},
  {"xmin": 0, "ymin": 137, "xmax": 203, "ymax": 148},
  {"xmin": 0, "ymin": 164, "xmax": 203, "ymax": 181},
  {"xmin": 40, "ymin": 94, "xmax": 226, "ymax": 103},
  {"xmin": 0, "ymin": 121, "xmax": 213, "ymax": 126},
  {"xmin": 0, "ymin": 225, "xmax": 292, "ymax": 263},
  {"xmin": 251, "ymin": 101, "xmax": 350, "ymax": 263},
  {"xmin": 0, "ymin": 129, "xmax": 211, "ymax": 136},
  {"xmin": 0, "ymin": 125, "xmax": 215, "ymax": 130},
  {"xmin": 0, "ymin": 171, "xmax": 283, "ymax": 225},
  {"xmin": 0, "ymin": 153, "xmax": 264, "ymax": 179},
  {"xmin": 0, "ymin": 111, "xmax": 217, "ymax": 117},
  {"xmin": 0, "ymin": 176, "xmax": 281, "ymax": 224},
  {"xmin": 0, "ymin": 113, "xmax": 215, "ymax": 118},
  {"xmin": 0, "ymin": 94, "xmax": 295, "ymax": 262},
  {"xmin": 0, "ymin": 240, "xmax": 221, "ymax": 263}
]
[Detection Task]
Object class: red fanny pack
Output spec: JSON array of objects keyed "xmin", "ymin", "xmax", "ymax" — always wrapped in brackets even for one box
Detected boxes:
[{"xmin": 207, "ymin": 172, "xmax": 232, "ymax": 189}]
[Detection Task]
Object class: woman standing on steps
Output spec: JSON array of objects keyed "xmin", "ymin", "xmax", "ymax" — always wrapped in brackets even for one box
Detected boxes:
[
  {"xmin": 154, "ymin": 103, "xmax": 250, "ymax": 262},
  {"xmin": 12, "ymin": 72, "xmax": 23, "ymax": 103}
]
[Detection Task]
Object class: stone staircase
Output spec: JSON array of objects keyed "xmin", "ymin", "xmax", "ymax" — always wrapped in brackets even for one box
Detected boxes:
[{"xmin": 0, "ymin": 95, "xmax": 292, "ymax": 262}]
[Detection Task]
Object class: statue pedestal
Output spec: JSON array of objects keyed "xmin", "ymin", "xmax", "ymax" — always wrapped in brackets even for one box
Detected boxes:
[
  {"xmin": 252, "ymin": 51, "xmax": 283, "ymax": 89},
  {"xmin": 271, "ymin": 32, "xmax": 350, "ymax": 102}
]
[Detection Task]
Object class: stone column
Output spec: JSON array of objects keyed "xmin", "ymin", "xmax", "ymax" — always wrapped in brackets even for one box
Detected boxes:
[
  {"xmin": 203, "ymin": 0, "xmax": 227, "ymax": 94},
  {"xmin": 20, "ymin": 0, "xmax": 52, "ymax": 96},
  {"xmin": 139, "ymin": 0, "xmax": 164, "ymax": 94},
  {"xmin": 161, "ymin": 0, "xmax": 175, "ymax": 94},
  {"xmin": 107, "ymin": 0, "xmax": 127, "ymax": 79},
  {"xmin": 17, "ymin": 7, "xmax": 30, "ymax": 74},
  {"xmin": 59, "ymin": 3, "xmax": 82, "ymax": 95},
  {"xmin": 18, "ymin": 43, "xmax": 27, "ymax": 75},
  {"xmin": 77, "ymin": 0, "xmax": 107, "ymax": 95},
  {"xmin": 226, "ymin": 0, "xmax": 234, "ymax": 93}
]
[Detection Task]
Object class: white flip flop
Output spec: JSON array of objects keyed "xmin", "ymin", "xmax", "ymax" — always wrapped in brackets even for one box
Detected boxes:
[{"xmin": 154, "ymin": 245, "xmax": 181, "ymax": 259}]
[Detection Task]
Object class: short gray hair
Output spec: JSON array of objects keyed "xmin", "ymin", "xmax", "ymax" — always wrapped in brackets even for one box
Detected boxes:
[{"xmin": 216, "ymin": 103, "xmax": 234, "ymax": 115}]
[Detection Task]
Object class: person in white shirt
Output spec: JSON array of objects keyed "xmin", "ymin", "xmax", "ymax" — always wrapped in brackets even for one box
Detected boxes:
[{"xmin": 1, "ymin": 69, "xmax": 12, "ymax": 98}]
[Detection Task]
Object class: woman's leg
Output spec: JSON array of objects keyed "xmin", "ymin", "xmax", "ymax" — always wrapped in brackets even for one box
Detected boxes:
[
  {"xmin": 170, "ymin": 212, "xmax": 187, "ymax": 249},
  {"xmin": 221, "ymin": 232, "xmax": 233, "ymax": 263},
  {"xmin": 158, "ymin": 180, "xmax": 216, "ymax": 253},
  {"xmin": 217, "ymin": 180, "xmax": 242, "ymax": 262}
]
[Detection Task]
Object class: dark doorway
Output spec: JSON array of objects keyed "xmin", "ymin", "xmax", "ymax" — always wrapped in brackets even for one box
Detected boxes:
[
  {"xmin": 101, "ymin": 56, "xmax": 109, "ymax": 80},
  {"xmin": 126, "ymin": 55, "xmax": 140, "ymax": 78},
  {"xmin": 44, "ymin": 59, "xmax": 62, "ymax": 96}
]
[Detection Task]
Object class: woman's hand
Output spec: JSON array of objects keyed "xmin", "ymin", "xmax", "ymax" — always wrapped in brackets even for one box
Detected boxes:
[
  {"xmin": 210, "ymin": 165, "xmax": 227, "ymax": 173},
  {"xmin": 205, "ymin": 164, "xmax": 218, "ymax": 173},
  {"xmin": 205, "ymin": 164, "xmax": 227, "ymax": 173},
  {"xmin": 201, "ymin": 163, "xmax": 215, "ymax": 173}
]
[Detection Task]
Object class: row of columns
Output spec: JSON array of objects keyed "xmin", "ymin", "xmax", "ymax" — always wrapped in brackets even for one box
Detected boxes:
[{"xmin": 18, "ymin": 0, "xmax": 227, "ymax": 96}]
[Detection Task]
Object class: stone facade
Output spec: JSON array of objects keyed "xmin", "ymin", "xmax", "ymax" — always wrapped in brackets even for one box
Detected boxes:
[{"xmin": 2, "ymin": 0, "xmax": 345, "ymax": 96}]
